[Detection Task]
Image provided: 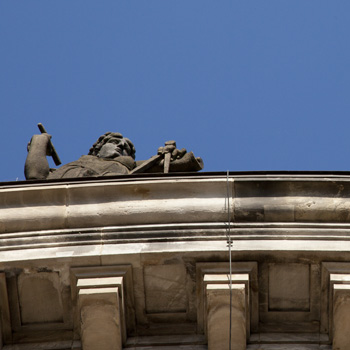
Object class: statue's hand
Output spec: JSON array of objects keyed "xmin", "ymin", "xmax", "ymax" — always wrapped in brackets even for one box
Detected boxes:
[
  {"xmin": 157, "ymin": 141, "xmax": 187, "ymax": 163},
  {"xmin": 171, "ymin": 147, "xmax": 187, "ymax": 160},
  {"xmin": 135, "ymin": 140, "xmax": 203, "ymax": 174},
  {"xmin": 25, "ymin": 133, "xmax": 53, "ymax": 180},
  {"xmin": 27, "ymin": 134, "xmax": 52, "ymax": 156}
]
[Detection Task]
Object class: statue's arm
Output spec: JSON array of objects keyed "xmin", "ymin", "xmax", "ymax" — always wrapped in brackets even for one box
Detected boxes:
[
  {"xmin": 24, "ymin": 134, "xmax": 52, "ymax": 180},
  {"xmin": 134, "ymin": 141, "xmax": 204, "ymax": 174}
]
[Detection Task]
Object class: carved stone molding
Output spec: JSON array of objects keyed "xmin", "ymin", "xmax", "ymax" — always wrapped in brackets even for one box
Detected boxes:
[
  {"xmin": 196, "ymin": 262, "xmax": 258, "ymax": 338},
  {"xmin": 78, "ymin": 287, "xmax": 122, "ymax": 350},
  {"xmin": 333, "ymin": 283, "xmax": 350, "ymax": 349},
  {"xmin": 206, "ymin": 283, "xmax": 246, "ymax": 350},
  {"xmin": 70, "ymin": 265, "xmax": 135, "ymax": 344},
  {"xmin": 320, "ymin": 263, "xmax": 350, "ymax": 340}
]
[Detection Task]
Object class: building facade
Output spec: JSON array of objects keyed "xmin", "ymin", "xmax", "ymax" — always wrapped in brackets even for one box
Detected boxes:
[{"xmin": 0, "ymin": 172, "xmax": 350, "ymax": 349}]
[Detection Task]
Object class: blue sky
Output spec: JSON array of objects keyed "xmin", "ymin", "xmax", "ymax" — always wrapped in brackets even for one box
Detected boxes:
[{"xmin": 0, "ymin": 1, "xmax": 349, "ymax": 181}]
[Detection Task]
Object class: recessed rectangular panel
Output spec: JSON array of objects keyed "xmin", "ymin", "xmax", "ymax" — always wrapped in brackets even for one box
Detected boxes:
[
  {"xmin": 144, "ymin": 265, "xmax": 187, "ymax": 314},
  {"xmin": 269, "ymin": 263, "xmax": 310, "ymax": 312},
  {"xmin": 18, "ymin": 272, "xmax": 63, "ymax": 324}
]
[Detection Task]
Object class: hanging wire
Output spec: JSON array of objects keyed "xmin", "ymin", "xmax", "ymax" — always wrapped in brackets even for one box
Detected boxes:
[{"xmin": 226, "ymin": 170, "xmax": 233, "ymax": 350}]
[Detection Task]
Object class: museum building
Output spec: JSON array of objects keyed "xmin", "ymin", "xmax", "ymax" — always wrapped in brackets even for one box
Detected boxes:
[{"xmin": 0, "ymin": 170, "xmax": 350, "ymax": 349}]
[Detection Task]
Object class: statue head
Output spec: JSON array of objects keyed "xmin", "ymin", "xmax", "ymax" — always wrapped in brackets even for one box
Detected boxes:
[{"xmin": 88, "ymin": 132, "xmax": 136, "ymax": 160}]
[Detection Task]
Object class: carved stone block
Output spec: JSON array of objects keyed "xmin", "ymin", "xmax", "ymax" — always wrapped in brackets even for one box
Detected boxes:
[
  {"xmin": 206, "ymin": 284, "xmax": 246, "ymax": 350},
  {"xmin": 333, "ymin": 284, "xmax": 350, "ymax": 350},
  {"xmin": 79, "ymin": 287, "xmax": 122, "ymax": 350}
]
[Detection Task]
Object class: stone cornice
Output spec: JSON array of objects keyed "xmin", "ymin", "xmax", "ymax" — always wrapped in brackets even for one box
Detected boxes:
[{"xmin": 1, "ymin": 173, "xmax": 350, "ymax": 250}]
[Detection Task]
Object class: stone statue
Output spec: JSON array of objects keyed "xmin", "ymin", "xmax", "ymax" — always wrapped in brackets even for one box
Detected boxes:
[{"xmin": 24, "ymin": 129, "xmax": 204, "ymax": 180}]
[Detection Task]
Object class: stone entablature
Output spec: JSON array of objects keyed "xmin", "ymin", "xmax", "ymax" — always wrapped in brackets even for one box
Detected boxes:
[
  {"xmin": 2, "ymin": 173, "xmax": 350, "ymax": 243},
  {"xmin": 0, "ymin": 176, "xmax": 230, "ymax": 235},
  {"xmin": 1, "ymin": 172, "xmax": 350, "ymax": 349}
]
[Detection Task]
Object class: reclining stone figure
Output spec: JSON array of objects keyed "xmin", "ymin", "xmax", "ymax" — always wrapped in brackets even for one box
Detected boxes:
[{"xmin": 24, "ymin": 131, "xmax": 204, "ymax": 180}]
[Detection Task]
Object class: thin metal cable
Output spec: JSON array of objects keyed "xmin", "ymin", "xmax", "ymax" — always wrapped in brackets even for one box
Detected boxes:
[{"xmin": 226, "ymin": 170, "xmax": 232, "ymax": 350}]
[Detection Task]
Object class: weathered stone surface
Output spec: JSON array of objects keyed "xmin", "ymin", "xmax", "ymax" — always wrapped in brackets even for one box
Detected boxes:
[
  {"xmin": 206, "ymin": 284, "xmax": 246, "ymax": 350},
  {"xmin": 247, "ymin": 345, "xmax": 331, "ymax": 350},
  {"xmin": 79, "ymin": 288, "xmax": 122, "ymax": 350},
  {"xmin": 268, "ymin": 264, "xmax": 310, "ymax": 312},
  {"xmin": 333, "ymin": 284, "xmax": 350, "ymax": 350},
  {"xmin": 0, "ymin": 178, "xmax": 230, "ymax": 234},
  {"xmin": 320, "ymin": 264, "xmax": 350, "ymax": 337},
  {"xmin": 197, "ymin": 262, "xmax": 258, "ymax": 336},
  {"xmin": 234, "ymin": 178, "xmax": 350, "ymax": 223},
  {"xmin": 144, "ymin": 264, "xmax": 187, "ymax": 313},
  {"xmin": 71, "ymin": 266, "xmax": 133, "ymax": 343},
  {"xmin": 2, "ymin": 340, "xmax": 81, "ymax": 349},
  {"xmin": 2, "ymin": 173, "xmax": 350, "ymax": 348},
  {"xmin": 203, "ymin": 273, "xmax": 250, "ymax": 340},
  {"xmin": 80, "ymin": 304, "xmax": 120, "ymax": 350},
  {"xmin": 18, "ymin": 272, "xmax": 63, "ymax": 324}
]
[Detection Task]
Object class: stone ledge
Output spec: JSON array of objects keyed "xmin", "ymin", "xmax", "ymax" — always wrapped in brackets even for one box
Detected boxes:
[
  {"xmin": 3, "ymin": 222, "xmax": 350, "ymax": 252},
  {"xmin": 2, "ymin": 175, "xmax": 350, "ymax": 235},
  {"xmin": 2, "ymin": 340, "xmax": 81, "ymax": 349}
]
